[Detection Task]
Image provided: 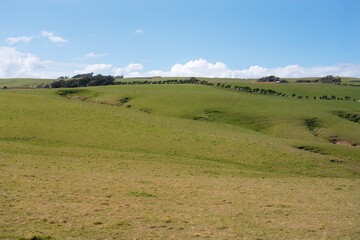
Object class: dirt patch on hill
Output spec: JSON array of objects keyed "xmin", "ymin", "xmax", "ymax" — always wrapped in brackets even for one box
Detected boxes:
[{"xmin": 328, "ymin": 136, "xmax": 359, "ymax": 147}]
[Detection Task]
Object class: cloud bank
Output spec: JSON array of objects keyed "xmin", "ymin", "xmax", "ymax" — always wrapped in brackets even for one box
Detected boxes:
[
  {"xmin": 0, "ymin": 48, "xmax": 359, "ymax": 79},
  {"xmin": 112, "ymin": 64, "xmax": 144, "ymax": 77},
  {"xmin": 0, "ymin": 47, "xmax": 81, "ymax": 78},
  {"xmin": 144, "ymin": 59, "xmax": 360, "ymax": 79},
  {"xmin": 0, "ymin": 47, "xmax": 42, "ymax": 78}
]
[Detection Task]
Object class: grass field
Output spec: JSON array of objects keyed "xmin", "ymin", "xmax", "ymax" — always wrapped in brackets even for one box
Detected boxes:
[
  {"xmin": 0, "ymin": 78, "xmax": 359, "ymax": 239},
  {"xmin": 0, "ymin": 79, "xmax": 54, "ymax": 88}
]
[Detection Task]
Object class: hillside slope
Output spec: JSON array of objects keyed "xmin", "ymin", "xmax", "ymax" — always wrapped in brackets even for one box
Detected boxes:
[{"xmin": 0, "ymin": 84, "xmax": 359, "ymax": 239}]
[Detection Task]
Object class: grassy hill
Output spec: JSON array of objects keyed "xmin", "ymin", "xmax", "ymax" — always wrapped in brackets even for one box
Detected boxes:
[
  {"xmin": 0, "ymin": 78, "xmax": 54, "ymax": 88},
  {"xmin": 0, "ymin": 78, "xmax": 359, "ymax": 239}
]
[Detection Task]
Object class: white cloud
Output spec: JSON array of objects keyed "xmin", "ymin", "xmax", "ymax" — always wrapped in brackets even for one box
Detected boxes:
[
  {"xmin": 41, "ymin": 31, "xmax": 68, "ymax": 44},
  {"xmin": 231, "ymin": 64, "xmax": 360, "ymax": 78},
  {"xmin": 0, "ymin": 46, "xmax": 83, "ymax": 78},
  {"xmin": 133, "ymin": 59, "xmax": 360, "ymax": 78},
  {"xmin": 6, "ymin": 36, "xmax": 33, "ymax": 44},
  {"xmin": 75, "ymin": 52, "xmax": 106, "ymax": 60},
  {"xmin": 75, "ymin": 64, "xmax": 112, "ymax": 75},
  {"xmin": 85, "ymin": 52, "xmax": 105, "ymax": 58},
  {"xmin": 0, "ymin": 46, "xmax": 43, "ymax": 78},
  {"xmin": 155, "ymin": 59, "xmax": 230, "ymax": 77},
  {"xmin": 134, "ymin": 29, "xmax": 144, "ymax": 34},
  {"xmin": 5, "ymin": 31, "xmax": 68, "ymax": 45},
  {"xmin": 112, "ymin": 63, "xmax": 144, "ymax": 77},
  {"xmin": 1, "ymin": 51, "xmax": 360, "ymax": 79}
]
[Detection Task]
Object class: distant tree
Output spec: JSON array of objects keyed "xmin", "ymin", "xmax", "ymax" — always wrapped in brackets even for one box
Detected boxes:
[
  {"xmin": 87, "ymin": 74, "xmax": 115, "ymax": 86},
  {"xmin": 258, "ymin": 76, "xmax": 283, "ymax": 83},
  {"xmin": 189, "ymin": 77, "xmax": 198, "ymax": 83},
  {"xmin": 49, "ymin": 74, "xmax": 115, "ymax": 88},
  {"xmin": 72, "ymin": 72, "xmax": 94, "ymax": 79},
  {"xmin": 296, "ymin": 79, "xmax": 312, "ymax": 83},
  {"xmin": 318, "ymin": 75, "xmax": 341, "ymax": 84}
]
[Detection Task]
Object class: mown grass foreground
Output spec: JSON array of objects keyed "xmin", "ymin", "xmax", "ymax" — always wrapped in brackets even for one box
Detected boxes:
[{"xmin": 0, "ymin": 80, "xmax": 359, "ymax": 239}]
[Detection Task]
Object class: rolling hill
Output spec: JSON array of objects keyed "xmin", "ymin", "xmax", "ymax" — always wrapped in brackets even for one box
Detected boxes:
[{"xmin": 0, "ymin": 78, "xmax": 359, "ymax": 239}]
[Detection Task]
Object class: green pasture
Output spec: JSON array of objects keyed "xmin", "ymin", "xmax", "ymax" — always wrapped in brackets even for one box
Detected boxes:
[
  {"xmin": 71, "ymin": 84, "xmax": 360, "ymax": 148},
  {"xmin": 0, "ymin": 78, "xmax": 53, "ymax": 88},
  {"xmin": 0, "ymin": 79, "xmax": 359, "ymax": 239}
]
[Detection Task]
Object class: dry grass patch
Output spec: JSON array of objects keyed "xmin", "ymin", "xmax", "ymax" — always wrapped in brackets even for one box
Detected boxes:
[{"xmin": 0, "ymin": 143, "xmax": 359, "ymax": 239}]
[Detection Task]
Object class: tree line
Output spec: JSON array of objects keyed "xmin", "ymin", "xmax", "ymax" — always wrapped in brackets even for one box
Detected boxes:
[
  {"xmin": 215, "ymin": 82, "xmax": 358, "ymax": 102},
  {"xmin": 114, "ymin": 77, "xmax": 213, "ymax": 86},
  {"xmin": 334, "ymin": 111, "xmax": 360, "ymax": 123},
  {"xmin": 257, "ymin": 76, "xmax": 288, "ymax": 83},
  {"xmin": 33, "ymin": 73, "xmax": 358, "ymax": 104},
  {"xmin": 296, "ymin": 75, "xmax": 341, "ymax": 84},
  {"xmin": 37, "ymin": 74, "xmax": 213, "ymax": 88}
]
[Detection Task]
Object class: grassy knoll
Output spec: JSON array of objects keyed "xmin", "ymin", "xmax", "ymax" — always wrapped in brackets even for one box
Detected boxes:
[
  {"xmin": 0, "ymin": 82, "xmax": 359, "ymax": 239},
  {"xmin": 67, "ymin": 84, "xmax": 360, "ymax": 149},
  {"xmin": 229, "ymin": 81, "xmax": 360, "ymax": 99},
  {"xmin": 0, "ymin": 79, "xmax": 54, "ymax": 88}
]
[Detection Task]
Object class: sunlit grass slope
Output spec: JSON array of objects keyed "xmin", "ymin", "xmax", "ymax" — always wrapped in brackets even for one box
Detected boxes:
[
  {"xmin": 0, "ymin": 83, "xmax": 359, "ymax": 239},
  {"xmin": 75, "ymin": 84, "xmax": 360, "ymax": 152},
  {"xmin": 0, "ymin": 78, "xmax": 53, "ymax": 88}
]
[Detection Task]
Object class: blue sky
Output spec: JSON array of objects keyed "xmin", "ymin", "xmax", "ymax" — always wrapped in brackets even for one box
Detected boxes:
[{"xmin": 1, "ymin": 0, "xmax": 359, "ymax": 78}]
